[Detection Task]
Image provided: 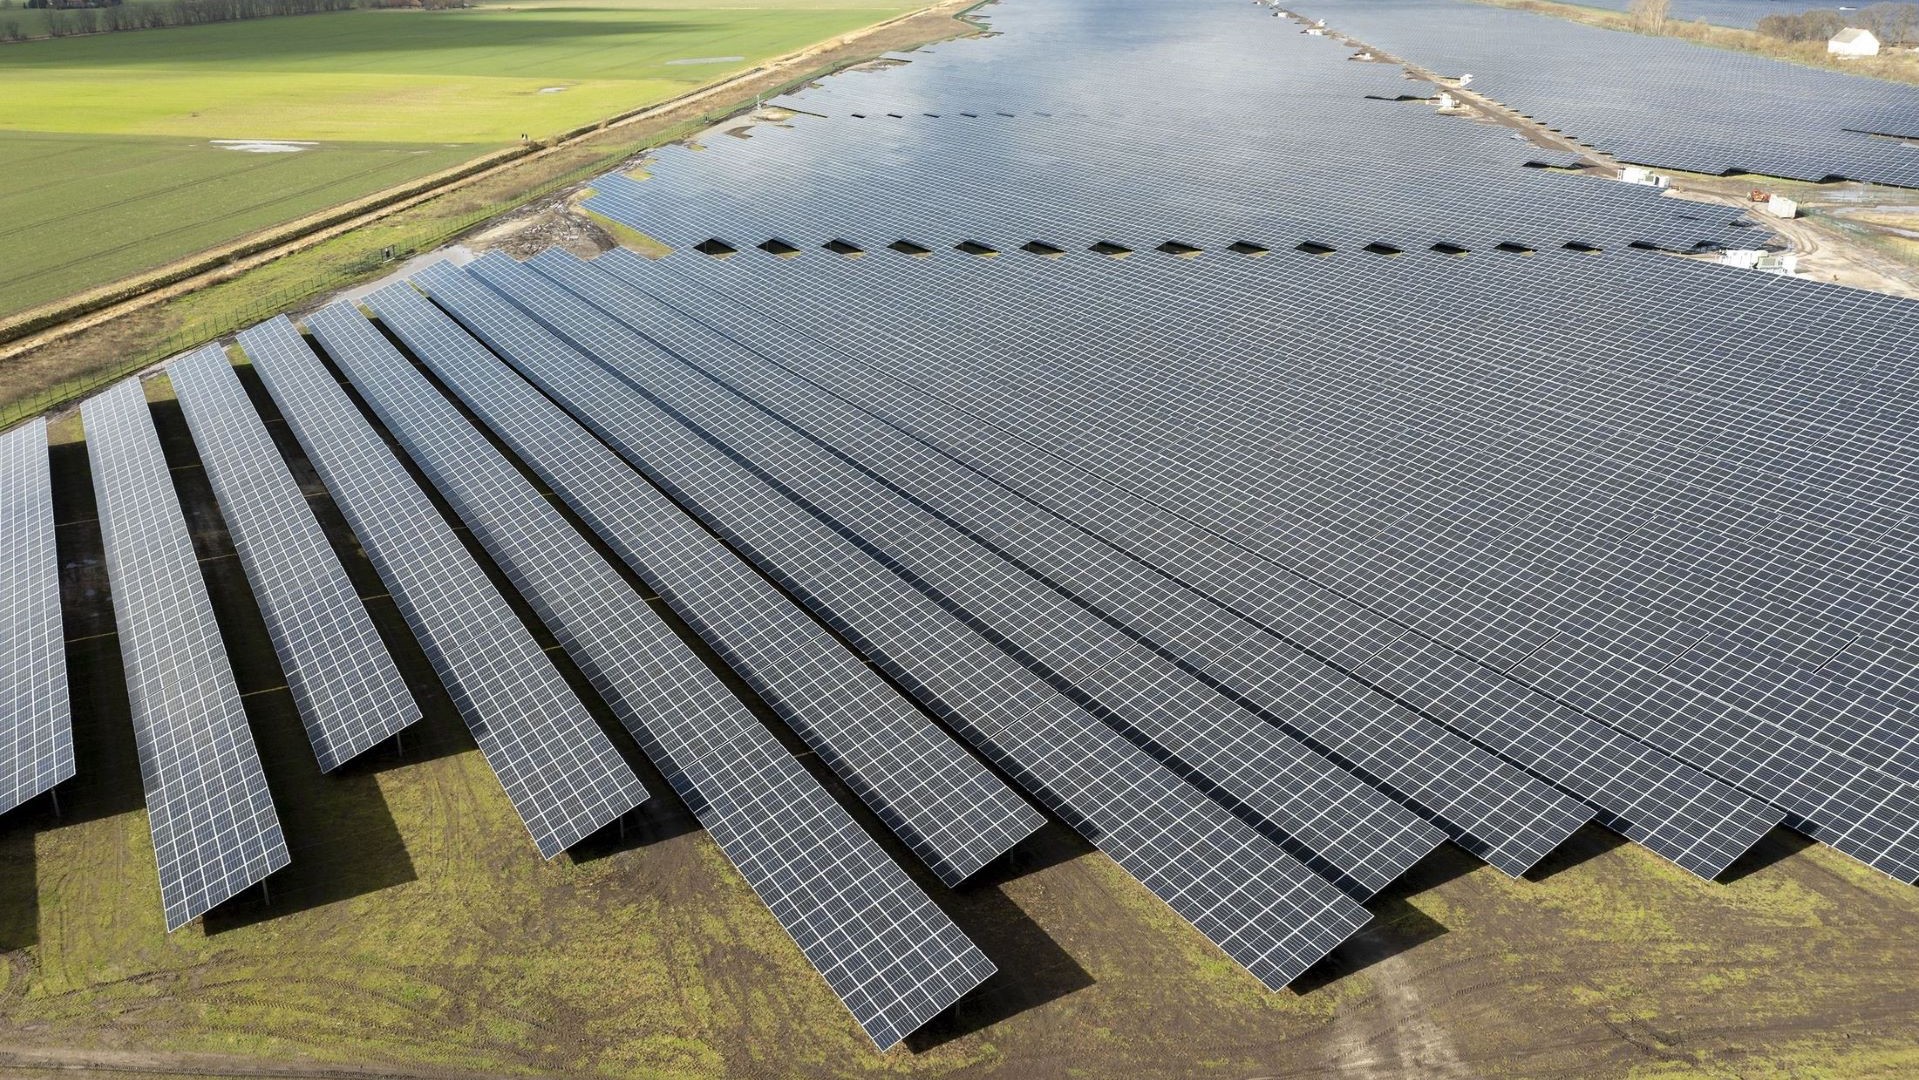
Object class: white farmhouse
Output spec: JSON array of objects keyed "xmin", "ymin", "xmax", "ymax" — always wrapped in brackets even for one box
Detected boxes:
[{"xmin": 1828, "ymin": 27, "xmax": 1880, "ymax": 57}]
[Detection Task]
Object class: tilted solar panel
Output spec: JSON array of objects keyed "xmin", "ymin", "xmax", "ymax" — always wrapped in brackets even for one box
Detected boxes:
[
  {"xmin": 412, "ymin": 261, "xmax": 1375, "ymax": 989},
  {"xmin": 235, "ymin": 316, "xmax": 646, "ymax": 858},
  {"xmin": 304, "ymin": 298, "xmax": 993, "ymax": 1049},
  {"xmin": 81, "ymin": 377, "xmax": 289, "ymax": 930},
  {"xmin": 362, "ymin": 278, "xmax": 1044, "ymax": 888},
  {"xmin": 167, "ymin": 345, "xmax": 420, "ymax": 772},
  {"xmin": 0, "ymin": 416, "xmax": 73, "ymax": 817},
  {"xmin": 593, "ymin": 247, "xmax": 1790, "ymax": 880},
  {"xmin": 640, "ymin": 248, "xmax": 1919, "ymax": 882},
  {"xmin": 471, "ymin": 251, "xmax": 1446, "ymax": 901}
]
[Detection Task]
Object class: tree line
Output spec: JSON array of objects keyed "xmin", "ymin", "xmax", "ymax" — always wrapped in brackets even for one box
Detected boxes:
[
  {"xmin": 1756, "ymin": 2, "xmax": 1919, "ymax": 43},
  {"xmin": 0, "ymin": 0, "xmax": 461, "ymax": 41}
]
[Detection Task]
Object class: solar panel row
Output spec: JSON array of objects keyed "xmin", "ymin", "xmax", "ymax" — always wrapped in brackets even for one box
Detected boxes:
[
  {"xmin": 410, "ymin": 259, "xmax": 1379, "ymax": 989},
  {"xmin": 573, "ymin": 247, "xmax": 1798, "ymax": 879},
  {"xmin": 519, "ymin": 250, "xmax": 1603, "ymax": 879},
  {"xmin": 297, "ymin": 296, "xmax": 995, "ymax": 1049},
  {"xmin": 236, "ymin": 316, "xmax": 648, "ymax": 859},
  {"xmin": 1287, "ymin": 0, "xmax": 1919, "ymax": 187},
  {"xmin": 361, "ymin": 278, "xmax": 1045, "ymax": 888},
  {"xmin": 460, "ymin": 250, "xmax": 1447, "ymax": 902},
  {"xmin": 167, "ymin": 346, "xmax": 421, "ymax": 773},
  {"xmin": 580, "ymin": 0, "xmax": 1785, "ymax": 262},
  {"xmin": 616, "ymin": 245, "xmax": 1919, "ymax": 882},
  {"xmin": 0, "ymin": 417, "xmax": 72, "ymax": 817},
  {"xmin": 81, "ymin": 378, "xmax": 290, "ymax": 930}
]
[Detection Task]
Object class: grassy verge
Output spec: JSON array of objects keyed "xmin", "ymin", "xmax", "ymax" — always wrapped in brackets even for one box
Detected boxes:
[{"xmin": 1822, "ymin": 209, "xmax": 1919, "ymax": 269}]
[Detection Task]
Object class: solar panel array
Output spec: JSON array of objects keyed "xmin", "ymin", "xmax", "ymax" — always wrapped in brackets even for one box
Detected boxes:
[
  {"xmin": 167, "ymin": 346, "xmax": 421, "ymax": 772},
  {"xmin": 587, "ymin": 251, "xmax": 1801, "ymax": 887},
  {"xmin": 237, "ymin": 315, "xmax": 647, "ymax": 858},
  {"xmin": 81, "ymin": 378, "xmax": 290, "ymax": 931},
  {"xmin": 606, "ymin": 251, "xmax": 1819, "ymax": 878},
  {"xmin": 298, "ymin": 295, "xmax": 994, "ymax": 1049},
  {"xmin": 573, "ymin": 246, "xmax": 1790, "ymax": 879},
  {"xmin": 11, "ymin": 0, "xmax": 1919, "ymax": 1036},
  {"xmin": 518, "ymin": 249, "xmax": 1604, "ymax": 880},
  {"xmin": 606, "ymin": 243, "xmax": 1919, "ymax": 883},
  {"xmin": 1288, "ymin": 0, "xmax": 1919, "ymax": 186},
  {"xmin": 593, "ymin": 279, "xmax": 1784, "ymax": 884},
  {"xmin": 410, "ymin": 259, "xmax": 1380, "ymax": 990},
  {"xmin": 459, "ymin": 252, "xmax": 1450, "ymax": 902},
  {"xmin": 585, "ymin": 0, "xmax": 1770, "ymax": 258},
  {"xmin": 360, "ymin": 279, "xmax": 1044, "ymax": 888},
  {"xmin": 1, "ymin": 417, "xmax": 72, "ymax": 817}
]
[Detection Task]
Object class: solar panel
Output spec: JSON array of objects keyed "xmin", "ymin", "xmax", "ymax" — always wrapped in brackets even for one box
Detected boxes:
[
  {"xmin": 587, "ymin": 247, "xmax": 1788, "ymax": 880},
  {"xmin": 464, "ymin": 250, "xmax": 1446, "ymax": 901},
  {"xmin": 583, "ymin": 112, "xmax": 1743, "ymax": 264},
  {"xmin": 234, "ymin": 315, "xmax": 646, "ymax": 858},
  {"xmin": 561, "ymin": 248, "xmax": 1662, "ymax": 875},
  {"xmin": 0, "ymin": 416, "xmax": 72, "ymax": 817},
  {"xmin": 80, "ymin": 377, "xmax": 289, "ymax": 930},
  {"xmin": 1287, "ymin": 0, "xmax": 1919, "ymax": 187},
  {"xmin": 167, "ymin": 345, "xmax": 420, "ymax": 772},
  {"xmin": 637, "ymin": 247, "xmax": 1919, "ymax": 882},
  {"xmin": 528, "ymin": 247, "xmax": 1613, "ymax": 879},
  {"xmin": 360, "ymin": 279, "xmax": 1044, "ymax": 888},
  {"xmin": 299, "ymin": 298, "xmax": 992, "ymax": 1049},
  {"xmin": 578, "ymin": 0, "xmax": 1765, "ymax": 262},
  {"xmin": 410, "ymin": 260, "xmax": 1376, "ymax": 989}
]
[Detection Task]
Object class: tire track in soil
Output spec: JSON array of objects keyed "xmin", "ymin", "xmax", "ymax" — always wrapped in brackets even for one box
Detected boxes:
[{"xmin": 1319, "ymin": 926, "xmax": 1471, "ymax": 1080}]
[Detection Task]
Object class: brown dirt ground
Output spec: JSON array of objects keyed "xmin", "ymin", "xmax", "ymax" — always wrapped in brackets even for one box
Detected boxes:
[{"xmin": 465, "ymin": 204, "xmax": 619, "ymax": 262}]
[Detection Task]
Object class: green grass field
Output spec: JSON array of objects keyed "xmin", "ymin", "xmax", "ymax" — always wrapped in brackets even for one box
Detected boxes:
[
  {"xmin": 0, "ymin": 132, "xmax": 479, "ymax": 315},
  {"xmin": 0, "ymin": 0, "xmax": 910, "ymax": 317}
]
